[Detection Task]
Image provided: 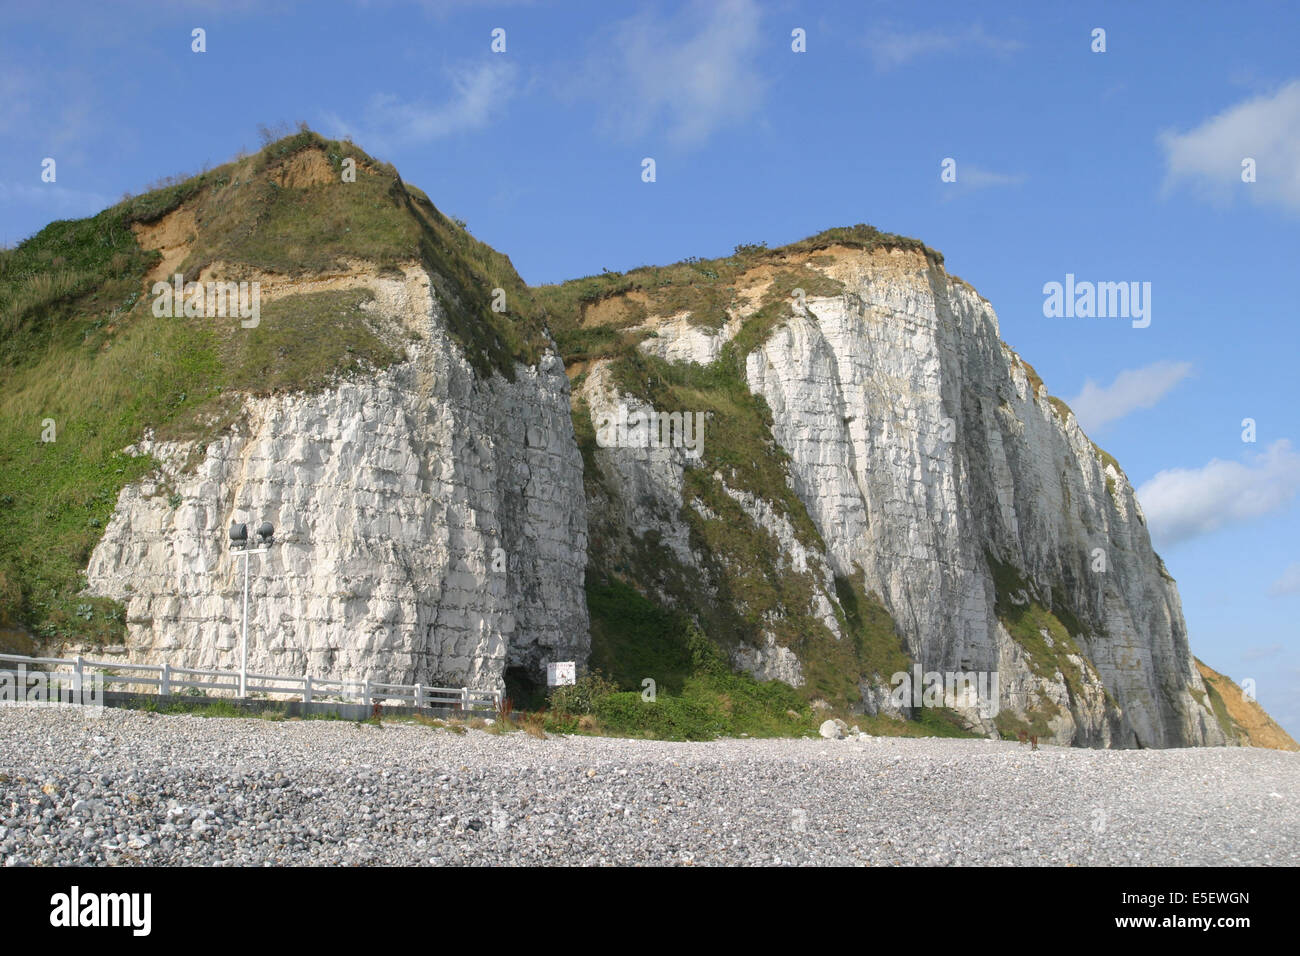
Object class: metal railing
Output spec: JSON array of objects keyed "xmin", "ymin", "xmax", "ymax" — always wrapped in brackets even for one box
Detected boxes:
[{"xmin": 0, "ymin": 652, "xmax": 501, "ymax": 711}]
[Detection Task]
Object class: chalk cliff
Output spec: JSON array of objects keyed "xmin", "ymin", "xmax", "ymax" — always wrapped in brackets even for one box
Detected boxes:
[
  {"xmin": 85, "ymin": 262, "xmax": 587, "ymax": 692},
  {"xmin": 567, "ymin": 241, "xmax": 1227, "ymax": 748},
  {"xmin": 29, "ymin": 135, "xmax": 1238, "ymax": 746}
]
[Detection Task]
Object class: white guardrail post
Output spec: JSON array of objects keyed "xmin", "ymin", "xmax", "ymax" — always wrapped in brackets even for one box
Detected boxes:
[
  {"xmin": 303, "ymin": 675, "xmax": 312, "ymax": 704},
  {"xmin": 414, "ymin": 683, "xmax": 423, "ymax": 711},
  {"xmin": 461, "ymin": 686, "xmax": 469, "ymax": 711},
  {"xmin": 362, "ymin": 678, "xmax": 371, "ymax": 710},
  {"xmin": 160, "ymin": 663, "xmax": 171, "ymax": 696},
  {"xmin": 73, "ymin": 656, "xmax": 84, "ymax": 698}
]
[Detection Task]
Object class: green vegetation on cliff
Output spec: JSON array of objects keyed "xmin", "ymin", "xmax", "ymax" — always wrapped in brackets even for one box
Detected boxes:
[
  {"xmin": 533, "ymin": 224, "xmax": 937, "ymax": 355},
  {"xmin": 986, "ymin": 551, "xmax": 1102, "ymax": 736},
  {"xmin": 0, "ymin": 130, "xmax": 546, "ymax": 643},
  {"xmin": 573, "ymin": 355, "xmax": 912, "ymax": 710},
  {"xmin": 549, "ymin": 229, "xmax": 932, "ymax": 715}
]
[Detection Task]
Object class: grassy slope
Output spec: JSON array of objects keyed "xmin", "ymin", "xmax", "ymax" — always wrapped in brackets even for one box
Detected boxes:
[
  {"xmin": 0, "ymin": 131, "xmax": 548, "ymax": 644},
  {"xmin": 1196, "ymin": 659, "xmax": 1298, "ymax": 751},
  {"xmin": 570, "ymin": 574, "xmax": 965, "ymax": 742}
]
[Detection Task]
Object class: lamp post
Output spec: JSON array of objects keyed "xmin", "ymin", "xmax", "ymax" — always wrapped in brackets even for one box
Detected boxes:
[{"xmin": 229, "ymin": 519, "xmax": 274, "ymax": 698}]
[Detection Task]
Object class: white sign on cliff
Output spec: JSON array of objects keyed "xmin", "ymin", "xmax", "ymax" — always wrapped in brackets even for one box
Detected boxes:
[{"xmin": 547, "ymin": 662, "xmax": 575, "ymax": 686}]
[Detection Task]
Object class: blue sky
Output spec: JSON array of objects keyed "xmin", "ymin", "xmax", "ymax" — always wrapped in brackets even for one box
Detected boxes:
[{"xmin": 4, "ymin": 0, "xmax": 1298, "ymax": 735}]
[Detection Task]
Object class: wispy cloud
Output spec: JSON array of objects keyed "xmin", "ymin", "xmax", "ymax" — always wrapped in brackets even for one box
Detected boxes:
[
  {"xmin": 1066, "ymin": 360, "xmax": 1193, "ymax": 433},
  {"xmin": 323, "ymin": 60, "xmax": 517, "ymax": 152},
  {"xmin": 1138, "ymin": 440, "xmax": 1300, "ymax": 547},
  {"xmin": 865, "ymin": 23, "xmax": 1021, "ymax": 72},
  {"xmin": 958, "ymin": 165, "xmax": 1025, "ymax": 188},
  {"xmin": 570, "ymin": 0, "xmax": 765, "ymax": 148},
  {"xmin": 1159, "ymin": 79, "xmax": 1300, "ymax": 213},
  {"xmin": 0, "ymin": 69, "xmax": 34, "ymax": 138},
  {"xmin": 1243, "ymin": 643, "xmax": 1284, "ymax": 661},
  {"xmin": 940, "ymin": 162, "xmax": 1026, "ymax": 200},
  {"xmin": 350, "ymin": 0, "xmax": 533, "ymax": 17},
  {"xmin": 408, "ymin": 0, "xmax": 534, "ymax": 15},
  {"xmin": 0, "ymin": 181, "xmax": 111, "ymax": 213},
  {"xmin": 0, "ymin": 65, "xmax": 98, "ymax": 155},
  {"xmin": 1268, "ymin": 561, "xmax": 1300, "ymax": 597}
]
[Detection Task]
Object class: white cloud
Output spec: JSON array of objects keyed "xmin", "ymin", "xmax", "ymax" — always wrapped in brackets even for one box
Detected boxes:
[
  {"xmin": 1242, "ymin": 643, "xmax": 1284, "ymax": 661},
  {"xmin": 1268, "ymin": 562, "xmax": 1300, "ymax": 597},
  {"xmin": 958, "ymin": 165, "xmax": 1025, "ymax": 189},
  {"xmin": 1159, "ymin": 79, "xmax": 1300, "ymax": 213},
  {"xmin": 0, "ymin": 182, "xmax": 110, "ymax": 213},
  {"xmin": 409, "ymin": 0, "xmax": 534, "ymax": 15},
  {"xmin": 865, "ymin": 23, "xmax": 1021, "ymax": 72},
  {"xmin": 323, "ymin": 60, "xmax": 517, "ymax": 151},
  {"xmin": 1137, "ymin": 440, "xmax": 1300, "ymax": 547},
  {"xmin": 1066, "ymin": 360, "xmax": 1193, "ymax": 432},
  {"xmin": 0, "ymin": 65, "xmax": 99, "ymax": 156},
  {"xmin": 573, "ymin": 0, "xmax": 765, "ymax": 148},
  {"xmin": 939, "ymin": 163, "xmax": 1026, "ymax": 201},
  {"xmin": 0, "ymin": 69, "xmax": 33, "ymax": 137}
]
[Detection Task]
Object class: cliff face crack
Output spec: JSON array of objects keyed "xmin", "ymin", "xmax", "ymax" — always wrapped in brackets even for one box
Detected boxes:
[
  {"xmin": 64, "ymin": 177, "xmax": 1239, "ymax": 747},
  {"xmin": 568, "ymin": 243, "xmax": 1227, "ymax": 748},
  {"xmin": 85, "ymin": 264, "xmax": 589, "ymax": 694}
]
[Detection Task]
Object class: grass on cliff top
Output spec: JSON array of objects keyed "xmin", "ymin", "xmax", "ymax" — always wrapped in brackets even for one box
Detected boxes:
[
  {"xmin": 547, "ymin": 260, "xmax": 845, "ymax": 375},
  {"xmin": 0, "ymin": 128, "xmax": 555, "ymax": 644},
  {"xmin": 534, "ymin": 224, "xmax": 940, "ymax": 346},
  {"xmin": 2, "ymin": 128, "xmax": 548, "ymax": 380}
]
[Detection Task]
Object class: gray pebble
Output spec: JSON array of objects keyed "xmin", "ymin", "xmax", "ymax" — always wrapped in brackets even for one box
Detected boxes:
[{"xmin": 0, "ymin": 707, "xmax": 1295, "ymax": 866}]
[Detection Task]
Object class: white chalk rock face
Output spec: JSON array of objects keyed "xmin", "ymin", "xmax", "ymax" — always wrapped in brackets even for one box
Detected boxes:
[
  {"xmin": 85, "ymin": 265, "xmax": 588, "ymax": 693},
  {"xmin": 635, "ymin": 313, "xmax": 744, "ymax": 366},
  {"xmin": 579, "ymin": 246, "xmax": 1224, "ymax": 748},
  {"xmin": 745, "ymin": 250, "xmax": 1222, "ymax": 748}
]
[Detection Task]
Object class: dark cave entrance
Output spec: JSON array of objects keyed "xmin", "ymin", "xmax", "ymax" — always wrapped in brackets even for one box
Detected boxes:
[{"xmin": 504, "ymin": 665, "xmax": 546, "ymax": 711}]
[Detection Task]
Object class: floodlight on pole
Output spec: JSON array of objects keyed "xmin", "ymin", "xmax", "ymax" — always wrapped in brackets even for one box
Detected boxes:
[{"xmin": 229, "ymin": 518, "xmax": 273, "ymax": 698}]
